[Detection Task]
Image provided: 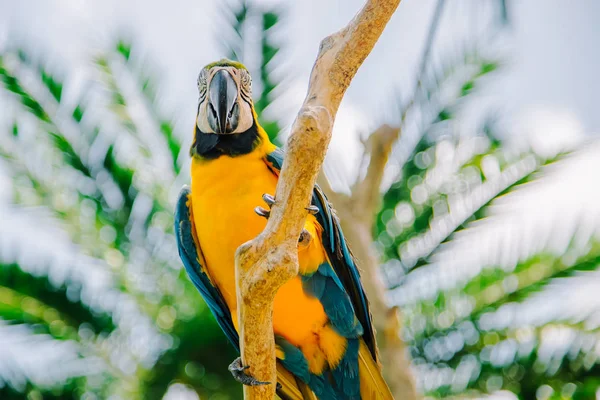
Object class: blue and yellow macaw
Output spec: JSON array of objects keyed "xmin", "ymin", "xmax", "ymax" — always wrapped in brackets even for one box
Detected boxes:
[{"xmin": 174, "ymin": 59, "xmax": 392, "ymax": 399}]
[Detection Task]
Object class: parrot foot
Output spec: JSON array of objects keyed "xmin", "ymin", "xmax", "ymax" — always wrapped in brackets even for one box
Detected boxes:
[
  {"xmin": 255, "ymin": 193, "xmax": 315, "ymax": 246},
  {"xmin": 306, "ymin": 205, "xmax": 319, "ymax": 215},
  {"xmin": 254, "ymin": 206, "xmax": 270, "ymax": 219},
  {"xmin": 254, "ymin": 193, "xmax": 275, "ymax": 219},
  {"xmin": 256, "ymin": 194, "xmax": 319, "ymax": 219},
  {"xmin": 262, "ymin": 193, "xmax": 276, "ymax": 206},
  {"xmin": 228, "ymin": 357, "xmax": 270, "ymax": 387}
]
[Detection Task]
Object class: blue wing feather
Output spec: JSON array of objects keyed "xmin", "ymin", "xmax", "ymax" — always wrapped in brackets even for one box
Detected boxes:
[
  {"xmin": 265, "ymin": 148, "xmax": 377, "ymax": 359},
  {"xmin": 178, "ymin": 148, "xmax": 376, "ymax": 398},
  {"xmin": 332, "ymin": 338, "xmax": 360, "ymax": 399},
  {"xmin": 174, "ymin": 186, "xmax": 240, "ymax": 351},
  {"xmin": 276, "ymin": 336, "xmax": 338, "ymax": 400},
  {"xmin": 302, "ymin": 263, "xmax": 363, "ymax": 338}
]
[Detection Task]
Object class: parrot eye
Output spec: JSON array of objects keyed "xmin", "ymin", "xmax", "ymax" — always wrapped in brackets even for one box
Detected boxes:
[
  {"xmin": 240, "ymin": 69, "xmax": 252, "ymax": 91},
  {"xmin": 239, "ymin": 69, "xmax": 252, "ymax": 102},
  {"xmin": 197, "ymin": 69, "xmax": 208, "ymax": 100}
]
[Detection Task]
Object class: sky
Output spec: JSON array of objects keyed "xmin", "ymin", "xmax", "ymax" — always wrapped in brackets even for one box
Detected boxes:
[{"xmin": 0, "ymin": 0, "xmax": 598, "ymax": 179}]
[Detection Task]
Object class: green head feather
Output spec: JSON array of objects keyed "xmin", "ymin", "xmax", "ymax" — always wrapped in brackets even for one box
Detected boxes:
[{"xmin": 204, "ymin": 59, "xmax": 247, "ymax": 70}]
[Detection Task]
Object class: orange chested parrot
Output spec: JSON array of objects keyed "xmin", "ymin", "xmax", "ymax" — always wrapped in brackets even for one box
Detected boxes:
[{"xmin": 174, "ymin": 59, "xmax": 393, "ymax": 399}]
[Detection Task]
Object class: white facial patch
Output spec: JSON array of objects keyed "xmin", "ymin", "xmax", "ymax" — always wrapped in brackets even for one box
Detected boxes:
[{"xmin": 196, "ymin": 66, "xmax": 254, "ymax": 134}]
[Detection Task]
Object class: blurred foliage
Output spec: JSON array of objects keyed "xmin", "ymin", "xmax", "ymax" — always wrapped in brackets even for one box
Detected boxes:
[
  {"xmin": 0, "ymin": 1, "xmax": 599, "ymax": 400},
  {"xmin": 220, "ymin": 0, "xmax": 285, "ymax": 144},
  {"xmin": 0, "ymin": 33, "xmax": 240, "ymax": 400},
  {"xmin": 371, "ymin": 16, "xmax": 600, "ymax": 400}
]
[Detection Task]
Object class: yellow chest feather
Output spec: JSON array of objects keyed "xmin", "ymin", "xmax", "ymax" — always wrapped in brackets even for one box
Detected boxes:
[
  {"xmin": 190, "ymin": 151, "xmax": 328, "ymax": 348},
  {"xmin": 191, "ymin": 151, "xmax": 276, "ymax": 304}
]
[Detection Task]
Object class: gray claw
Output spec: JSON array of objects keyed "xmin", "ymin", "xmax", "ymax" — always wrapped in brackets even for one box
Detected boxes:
[
  {"xmin": 228, "ymin": 357, "xmax": 270, "ymax": 386},
  {"xmin": 306, "ymin": 205, "xmax": 319, "ymax": 215},
  {"xmin": 262, "ymin": 193, "xmax": 276, "ymax": 206},
  {"xmin": 255, "ymin": 206, "xmax": 270, "ymax": 219}
]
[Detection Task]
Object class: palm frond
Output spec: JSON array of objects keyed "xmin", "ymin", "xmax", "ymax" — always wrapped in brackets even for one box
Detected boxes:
[
  {"xmin": 0, "ymin": 321, "xmax": 98, "ymax": 396},
  {"xmin": 0, "ymin": 262, "xmax": 114, "ymax": 338},
  {"xmin": 219, "ymin": 0, "xmax": 285, "ymax": 143},
  {"xmin": 113, "ymin": 39, "xmax": 183, "ymax": 174},
  {"xmin": 415, "ymin": 320, "xmax": 600, "ymax": 397}
]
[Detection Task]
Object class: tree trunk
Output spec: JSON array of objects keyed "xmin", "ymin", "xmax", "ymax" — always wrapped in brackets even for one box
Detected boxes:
[{"xmin": 338, "ymin": 212, "xmax": 418, "ymax": 400}]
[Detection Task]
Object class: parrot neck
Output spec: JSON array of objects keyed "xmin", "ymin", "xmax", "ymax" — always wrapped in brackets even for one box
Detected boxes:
[{"xmin": 190, "ymin": 119, "xmax": 272, "ymax": 160}]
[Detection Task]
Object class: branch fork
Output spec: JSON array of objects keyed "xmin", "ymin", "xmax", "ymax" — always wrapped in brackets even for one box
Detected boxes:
[{"xmin": 233, "ymin": 0, "xmax": 401, "ymax": 398}]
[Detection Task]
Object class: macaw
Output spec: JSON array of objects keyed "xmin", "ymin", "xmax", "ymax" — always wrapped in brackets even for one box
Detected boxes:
[{"xmin": 174, "ymin": 59, "xmax": 392, "ymax": 399}]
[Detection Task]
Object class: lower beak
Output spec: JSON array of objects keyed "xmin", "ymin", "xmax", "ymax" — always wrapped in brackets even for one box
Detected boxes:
[{"xmin": 208, "ymin": 70, "xmax": 239, "ymax": 134}]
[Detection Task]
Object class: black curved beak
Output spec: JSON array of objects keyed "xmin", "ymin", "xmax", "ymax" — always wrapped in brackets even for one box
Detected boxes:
[{"xmin": 208, "ymin": 69, "xmax": 240, "ymax": 134}]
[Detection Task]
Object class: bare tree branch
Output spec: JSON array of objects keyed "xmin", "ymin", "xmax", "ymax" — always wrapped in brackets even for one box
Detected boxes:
[
  {"xmin": 325, "ymin": 5, "xmax": 448, "ymax": 399},
  {"xmin": 336, "ymin": 198, "xmax": 419, "ymax": 400},
  {"xmin": 233, "ymin": 0, "xmax": 401, "ymax": 398},
  {"xmin": 351, "ymin": 124, "xmax": 401, "ymax": 219}
]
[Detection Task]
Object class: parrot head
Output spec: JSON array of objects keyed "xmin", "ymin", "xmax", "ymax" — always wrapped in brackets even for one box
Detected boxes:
[
  {"xmin": 191, "ymin": 59, "xmax": 265, "ymax": 159},
  {"xmin": 196, "ymin": 59, "xmax": 254, "ymax": 136}
]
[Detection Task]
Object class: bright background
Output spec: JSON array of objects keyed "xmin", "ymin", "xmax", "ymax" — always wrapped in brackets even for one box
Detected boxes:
[
  {"xmin": 0, "ymin": 1, "xmax": 599, "ymax": 399},
  {"xmin": 2, "ymin": 0, "xmax": 599, "ymax": 173}
]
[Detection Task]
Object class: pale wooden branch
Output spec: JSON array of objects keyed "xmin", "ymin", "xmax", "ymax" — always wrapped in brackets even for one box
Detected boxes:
[
  {"xmin": 317, "ymin": 3, "xmax": 449, "ymax": 397},
  {"xmin": 351, "ymin": 124, "xmax": 400, "ymax": 219},
  {"xmin": 325, "ymin": 123, "xmax": 418, "ymax": 399},
  {"xmin": 233, "ymin": 0, "xmax": 401, "ymax": 399}
]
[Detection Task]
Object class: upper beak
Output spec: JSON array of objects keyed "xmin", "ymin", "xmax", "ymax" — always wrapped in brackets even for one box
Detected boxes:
[{"xmin": 208, "ymin": 69, "xmax": 240, "ymax": 134}]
